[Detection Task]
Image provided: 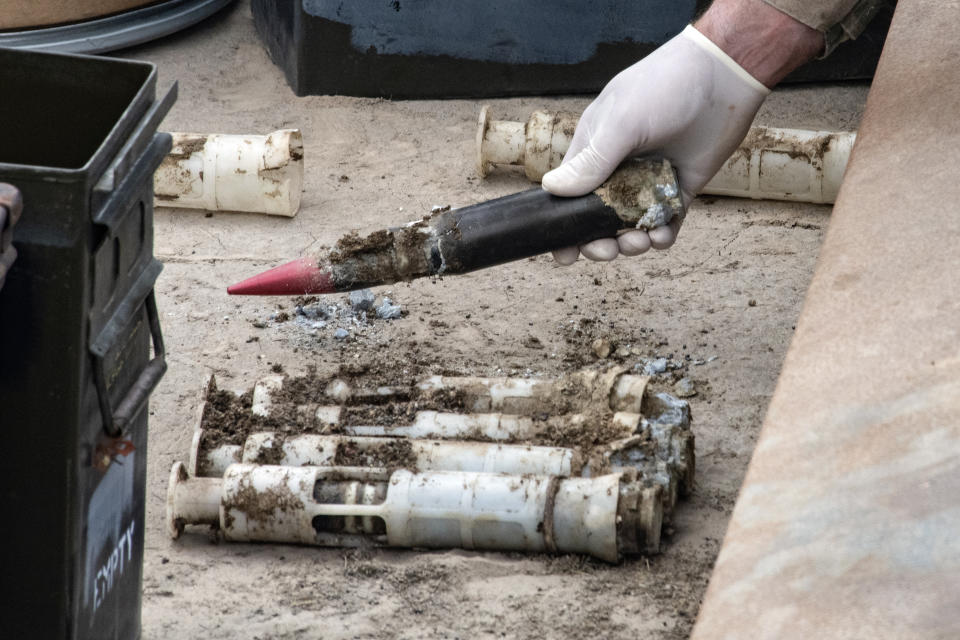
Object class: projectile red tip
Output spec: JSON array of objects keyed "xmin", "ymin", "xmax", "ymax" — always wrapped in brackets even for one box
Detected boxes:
[{"xmin": 227, "ymin": 257, "xmax": 335, "ymax": 295}]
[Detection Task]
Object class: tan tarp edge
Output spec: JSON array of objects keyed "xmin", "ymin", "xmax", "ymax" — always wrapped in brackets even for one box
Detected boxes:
[
  {"xmin": 1, "ymin": 0, "xmax": 159, "ymax": 30},
  {"xmin": 691, "ymin": 0, "xmax": 960, "ymax": 638}
]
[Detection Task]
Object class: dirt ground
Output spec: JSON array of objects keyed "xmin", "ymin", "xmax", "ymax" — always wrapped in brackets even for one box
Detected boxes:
[{"xmin": 124, "ymin": 3, "xmax": 869, "ymax": 638}]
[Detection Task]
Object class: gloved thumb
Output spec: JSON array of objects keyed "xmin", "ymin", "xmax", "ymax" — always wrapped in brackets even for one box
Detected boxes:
[{"xmin": 542, "ymin": 143, "xmax": 618, "ymax": 198}]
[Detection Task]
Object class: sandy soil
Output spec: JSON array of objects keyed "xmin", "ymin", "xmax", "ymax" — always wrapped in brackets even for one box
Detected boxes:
[{"xmin": 121, "ymin": 2, "xmax": 869, "ymax": 638}]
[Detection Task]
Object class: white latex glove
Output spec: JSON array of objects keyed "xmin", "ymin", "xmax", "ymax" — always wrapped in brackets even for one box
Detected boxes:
[{"xmin": 542, "ymin": 25, "xmax": 770, "ymax": 264}]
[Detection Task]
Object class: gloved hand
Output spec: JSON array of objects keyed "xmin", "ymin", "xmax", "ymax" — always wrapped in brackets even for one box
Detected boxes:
[{"xmin": 542, "ymin": 25, "xmax": 770, "ymax": 264}]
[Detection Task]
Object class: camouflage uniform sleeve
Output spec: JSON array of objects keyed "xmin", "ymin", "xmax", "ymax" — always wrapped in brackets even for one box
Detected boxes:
[{"xmin": 763, "ymin": 0, "xmax": 889, "ymax": 56}]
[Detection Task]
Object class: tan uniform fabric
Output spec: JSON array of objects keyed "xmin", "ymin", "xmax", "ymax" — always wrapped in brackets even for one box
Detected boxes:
[
  {"xmin": 764, "ymin": 0, "xmax": 889, "ymax": 55},
  {"xmin": 0, "ymin": 1, "xmax": 157, "ymax": 30}
]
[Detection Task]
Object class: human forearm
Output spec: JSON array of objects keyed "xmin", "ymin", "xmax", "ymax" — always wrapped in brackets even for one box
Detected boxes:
[
  {"xmin": 695, "ymin": 0, "xmax": 824, "ymax": 87},
  {"xmin": 541, "ymin": 0, "xmax": 824, "ymax": 264}
]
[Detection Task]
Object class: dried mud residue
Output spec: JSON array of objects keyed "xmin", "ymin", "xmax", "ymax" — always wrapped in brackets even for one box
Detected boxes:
[
  {"xmin": 200, "ymin": 384, "xmax": 269, "ymax": 452},
  {"xmin": 326, "ymin": 221, "xmax": 436, "ymax": 287},
  {"xmin": 330, "ymin": 229, "xmax": 394, "ymax": 261},
  {"xmin": 529, "ymin": 410, "xmax": 621, "ymax": 451},
  {"xmin": 334, "ymin": 439, "xmax": 418, "ymax": 471},
  {"xmin": 199, "ymin": 368, "xmax": 467, "ymax": 464},
  {"xmin": 339, "ymin": 386, "xmax": 465, "ymax": 427},
  {"xmin": 200, "ymin": 374, "xmax": 328, "ymax": 451},
  {"xmin": 166, "ymin": 134, "xmax": 207, "ymax": 160},
  {"xmin": 339, "ymin": 403, "xmax": 420, "ymax": 427},
  {"xmin": 248, "ymin": 435, "xmax": 286, "ymax": 465},
  {"xmin": 730, "ymin": 126, "xmax": 841, "ymax": 169},
  {"xmin": 223, "ymin": 475, "xmax": 303, "ymax": 530}
]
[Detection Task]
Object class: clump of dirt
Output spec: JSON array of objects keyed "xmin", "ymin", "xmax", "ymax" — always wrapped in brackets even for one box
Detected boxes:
[
  {"xmin": 339, "ymin": 403, "xmax": 420, "ymax": 426},
  {"xmin": 325, "ymin": 222, "xmax": 436, "ymax": 288},
  {"xmin": 248, "ymin": 435, "xmax": 285, "ymax": 465},
  {"xmin": 529, "ymin": 410, "xmax": 622, "ymax": 451},
  {"xmin": 393, "ymin": 220, "xmax": 435, "ymax": 263},
  {"xmin": 200, "ymin": 382, "xmax": 272, "ymax": 452},
  {"xmin": 270, "ymin": 366, "xmax": 330, "ymax": 406},
  {"xmin": 333, "ymin": 439, "xmax": 418, "ymax": 471},
  {"xmin": 199, "ymin": 371, "xmax": 338, "ymax": 459},
  {"xmin": 331, "ymin": 229, "xmax": 393, "ymax": 259},
  {"xmin": 561, "ymin": 317, "xmax": 620, "ymax": 369}
]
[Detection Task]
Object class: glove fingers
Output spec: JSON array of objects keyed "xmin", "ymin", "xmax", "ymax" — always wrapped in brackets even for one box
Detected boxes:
[
  {"xmin": 580, "ymin": 237, "xmax": 620, "ymax": 262},
  {"xmin": 617, "ymin": 230, "xmax": 652, "ymax": 256},
  {"xmin": 559, "ymin": 114, "xmax": 592, "ymax": 168},
  {"xmin": 649, "ymin": 218, "xmax": 681, "ymax": 249},
  {"xmin": 542, "ymin": 143, "xmax": 618, "ymax": 197},
  {"xmin": 552, "ymin": 246, "xmax": 580, "ymax": 266}
]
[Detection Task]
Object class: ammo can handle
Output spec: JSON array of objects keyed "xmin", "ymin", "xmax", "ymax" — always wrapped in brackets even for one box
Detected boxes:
[
  {"xmin": 93, "ymin": 290, "xmax": 166, "ymax": 438},
  {"xmin": 91, "ymin": 259, "xmax": 167, "ymax": 438}
]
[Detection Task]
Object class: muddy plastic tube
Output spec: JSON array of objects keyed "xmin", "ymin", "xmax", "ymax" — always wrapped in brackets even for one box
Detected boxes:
[
  {"xmin": 319, "ymin": 368, "xmax": 649, "ymax": 416},
  {"xmin": 226, "ymin": 156, "xmax": 682, "ymax": 295},
  {"xmin": 191, "ymin": 413, "xmax": 691, "ymax": 521},
  {"xmin": 350, "ymin": 410, "xmax": 639, "ymax": 441},
  {"xmin": 476, "ymin": 106, "xmax": 580, "ymax": 182},
  {"xmin": 477, "ymin": 107, "xmax": 856, "ymax": 205},
  {"xmin": 166, "ymin": 463, "xmax": 663, "ymax": 561},
  {"xmin": 154, "ymin": 129, "xmax": 303, "ymax": 216},
  {"xmin": 194, "ymin": 412, "xmax": 636, "ymax": 477},
  {"xmin": 274, "ymin": 368, "xmax": 649, "ymax": 416},
  {"xmin": 417, "ymin": 368, "xmax": 650, "ymax": 414},
  {"xmin": 240, "ymin": 433, "xmax": 581, "ymax": 475},
  {"xmin": 240, "ymin": 424, "xmax": 690, "ymax": 517}
]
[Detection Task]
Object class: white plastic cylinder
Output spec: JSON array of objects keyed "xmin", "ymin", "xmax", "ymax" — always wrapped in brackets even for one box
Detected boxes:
[
  {"xmin": 389, "ymin": 411, "xmax": 540, "ymax": 439},
  {"xmin": 345, "ymin": 410, "xmax": 637, "ymax": 443},
  {"xmin": 195, "ymin": 412, "xmax": 603, "ymax": 477},
  {"xmin": 251, "ymin": 374, "xmax": 285, "ymax": 417},
  {"xmin": 476, "ymin": 107, "xmax": 856, "ymax": 205},
  {"xmin": 417, "ymin": 375, "xmax": 553, "ymax": 413},
  {"xmin": 202, "ymin": 444, "xmax": 242, "ymax": 477},
  {"xmin": 240, "ymin": 432, "xmax": 581, "ymax": 476},
  {"xmin": 705, "ymin": 126, "xmax": 856, "ymax": 204},
  {"xmin": 154, "ymin": 129, "xmax": 303, "ymax": 216},
  {"xmin": 476, "ymin": 106, "xmax": 578, "ymax": 181},
  {"xmin": 166, "ymin": 462, "xmax": 223, "ymax": 538},
  {"xmin": 416, "ymin": 368, "xmax": 646, "ymax": 415},
  {"xmin": 610, "ymin": 374, "xmax": 650, "ymax": 413},
  {"xmin": 168, "ymin": 463, "xmax": 662, "ymax": 561},
  {"xmin": 475, "ymin": 109, "xmax": 525, "ymax": 170}
]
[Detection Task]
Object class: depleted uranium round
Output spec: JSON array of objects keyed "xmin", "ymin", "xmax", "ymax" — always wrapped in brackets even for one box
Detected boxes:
[{"xmin": 227, "ymin": 256, "xmax": 335, "ymax": 295}]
